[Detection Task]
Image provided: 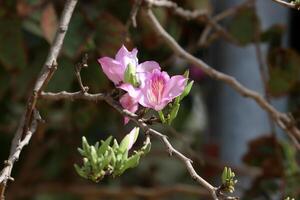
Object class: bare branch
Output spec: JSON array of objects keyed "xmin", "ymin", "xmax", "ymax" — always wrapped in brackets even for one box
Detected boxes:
[
  {"xmin": 0, "ymin": 0, "xmax": 78, "ymax": 197},
  {"xmin": 75, "ymin": 54, "xmax": 89, "ymax": 93},
  {"xmin": 271, "ymin": 0, "xmax": 300, "ymax": 10},
  {"xmin": 143, "ymin": 8, "xmax": 300, "ymax": 150}
]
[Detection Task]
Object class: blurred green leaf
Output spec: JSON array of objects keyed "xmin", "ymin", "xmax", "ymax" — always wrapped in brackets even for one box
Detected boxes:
[
  {"xmin": 228, "ymin": 7, "xmax": 259, "ymax": 45},
  {"xmin": 267, "ymin": 48, "xmax": 300, "ymax": 96},
  {"xmin": 46, "ymin": 57, "xmax": 74, "ymax": 92},
  {"xmin": 63, "ymin": 13, "xmax": 88, "ymax": 58},
  {"xmin": 261, "ymin": 24, "xmax": 285, "ymax": 47},
  {"xmin": 95, "ymin": 12, "xmax": 126, "ymax": 57},
  {"xmin": 0, "ymin": 18, "xmax": 27, "ymax": 70}
]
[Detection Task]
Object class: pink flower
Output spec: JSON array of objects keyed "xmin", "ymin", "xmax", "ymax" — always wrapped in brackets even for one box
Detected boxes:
[
  {"xmin": 119, "ymin": 93, "xmax": 139, "ymax": 124},
  {"xmin": 98, "ymin": 45, "xmax": 160, "ymax": 85},
  {"xmin": 138, "ymin": 69, "xmax": 186, "ymax": 111}
]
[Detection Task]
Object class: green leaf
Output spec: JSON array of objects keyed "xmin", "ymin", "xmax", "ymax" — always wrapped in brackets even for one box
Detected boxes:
[
  {"xmin": 228, "ymin": 7, "xmax": 259, "ymax": 45},
  {"xmin": 179, "ymin": 80, "xmax": 194, "ymax": 101},
  {"xmin": 77, "ymin": 147, "xmax": 85, "ymax": 157},
  {"xmin": 119, "ymin": 127, "xmax": 139, "ymax": 152},
  {"xmin": 94, "ymin": 12, "xmax": 126, "ymax": 57},
  {"xmin": 120, "ymin": 153, "xmax": 141, "ymax": 174},
  {"xmin": 168, "ymin": 103, "xmax": 180, "ymax": 125},
  {"xmin": 81, "ymin": 136, "xmax": 90, "ymax": 154},
  {"xmin": 74, "ymin": 164, "xmax": 87, "ymax": 178},
  {"xmin": 90, "ymin": 146, "xmax": 98, "ymax": 167},
  {"xmin": 0, "ymin": 18, "xmax": 27, "ymax": 70},
  {"xmin": 261, "ymin": 24, "xmax": 285, "ymax": 47},
  {"xmin": 98, "ymin": 136, "xmax": 113, "ymax": 155},
  {"xmin": 46, "ymin": 57, "xmax": 75, "ymax": 92},
  {"xmin": 63, "ymin": 12, "xmax": 88, "ymax": 58},
  {"xmin": 267, "ymin": 48, "xmax": 300, "ymax": 96}
]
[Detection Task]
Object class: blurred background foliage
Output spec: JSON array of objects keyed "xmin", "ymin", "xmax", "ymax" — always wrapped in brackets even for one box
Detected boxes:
[{"xmin": 0, "ymin": 0, "xmax": 300, "ymax": 199}]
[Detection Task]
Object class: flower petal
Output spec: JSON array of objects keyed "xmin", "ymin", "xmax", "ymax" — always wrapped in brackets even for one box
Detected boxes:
[
  {"xmin": 118, "ymin": 83, "xmax": 141, "ymax": 99},
  {"xmin": 163, "ymin": 75, "xmax": 186, "ymax": 100},
  {"xmin": 98, "ymin": 57, "xmax": 124, "ymax": 85},
  {"xmin": 137, "ymin": 61, "xmax": 161, "ymax": 73},
  {"xmin": 115, "ymin": 45, "xmax": 138, "ymax": 68},
  {"xmin": 120, "ymin": 93, "xmax": 139, "ymax": 124}
]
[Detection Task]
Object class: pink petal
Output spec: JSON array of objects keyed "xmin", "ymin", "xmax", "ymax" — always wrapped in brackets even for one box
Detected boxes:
[
  {"xmin": 118, "ymin": 83, "xmax": 141, "ymax": 99},
  {"xmin": 120, "ymin": 93, "xmax": 139, "ymax": 124},
  {"xmin": 98, "ymin": 57, "xmax": 124, "ymax": 85},
  {"xmin": 163, "ymin": 75, "xmax": 186, "ymax": 100},
  {"xmin": 137, "ymin": 61, "xmax": 161, "ymax": 73},
  {"xmin": 115, "ymin": 45, "xmax": 138, "ymax": 68}
]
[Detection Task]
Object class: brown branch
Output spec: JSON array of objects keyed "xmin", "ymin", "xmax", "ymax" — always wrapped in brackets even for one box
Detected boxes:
[
  {"xmin": 75, "ymin": 53, "xmax": 89, "ymax": 93},
  {"xmin": 271, "ymin": 0, "xmax": 300, "ymax": 10},
  {"xmin": 0, "ymin": 0, "xmax": 78, "ymax": 198},
  {"xmin": 40, "ymin": 91, "xmax": 238, "ymax": 200},
  {"xmin": 143, "ymin": 7, "xmax": 300, "ymax": 150}
]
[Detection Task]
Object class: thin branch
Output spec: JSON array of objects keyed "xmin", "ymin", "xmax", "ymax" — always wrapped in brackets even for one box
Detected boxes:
[
  {"xmin": 75, "ymin": 53, "xmax": 89, "ymax": 93},
  {"xmin": 271, "ymin": 0, "xmax": 300, "ymax": 10},
  {"xmin": 126, "ymin": 0, "xmax": 143, "ymax": 28},
  {"xmin": 40, "ymin": 90, "xmax": 238, "ymax": 200},
  {"xmin": 0, "ymin": 0, "xmax": 78, "ymax": 197},
  {"xmin": 143, "ymin": 7, "xmax": 300, "ymax": 150}
]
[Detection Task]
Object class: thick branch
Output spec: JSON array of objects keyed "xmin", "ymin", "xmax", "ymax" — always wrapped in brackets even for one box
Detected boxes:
[
  {"xmin": 144, "ymin": 8, "xmax": 300, "ymax": 150},
  {"xmin": 271, "ymin": 0, "xmax": 300, "ymax": 10},
  {"xmin": 0, "ymin": 0, "xmax": 78, "ymax": 197}
]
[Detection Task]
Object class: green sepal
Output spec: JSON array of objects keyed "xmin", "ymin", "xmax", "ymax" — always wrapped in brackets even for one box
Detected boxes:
[{"xmin": 158, "ymin": 110, "xmax": 166, "ymax": 124}]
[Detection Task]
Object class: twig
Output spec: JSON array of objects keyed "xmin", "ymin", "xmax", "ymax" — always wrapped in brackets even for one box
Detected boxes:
[
  {"xmin": 40, "ymin": 90, "xmax": 239, "ymax": 200},
  {"xmin": 271, "ymin": 0, "xmax": 300, "ymax": 10},
  {"xmin": 0, "ymin": 0, "xmax": 78, "ymax": 197},
  {"xmin": 126, "ymin": 0, "xmax": 143, "ymax": 28},
  {"xmin": 75, "ymin": 53, "xmax": 89, "ymax": 93},
  {"xmin": 143, "ymin": 8, "xmax": 300, "ymax": 150}
]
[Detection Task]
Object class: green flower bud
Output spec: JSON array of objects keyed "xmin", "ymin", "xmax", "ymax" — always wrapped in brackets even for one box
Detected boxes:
[{"xmin": 124, "ymin": 63, "xmax": 140, "ymax": 87}]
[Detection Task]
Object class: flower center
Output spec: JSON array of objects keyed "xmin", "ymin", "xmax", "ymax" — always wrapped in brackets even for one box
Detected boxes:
[{"xmin": 148, "ymin": 75, "xmax": 165, "ymax": 104}]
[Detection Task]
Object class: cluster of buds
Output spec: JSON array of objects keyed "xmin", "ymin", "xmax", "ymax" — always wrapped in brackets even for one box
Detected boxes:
[{"xmin": 74, "ymin": 127, "xmax": 150, "ymax": 182}]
